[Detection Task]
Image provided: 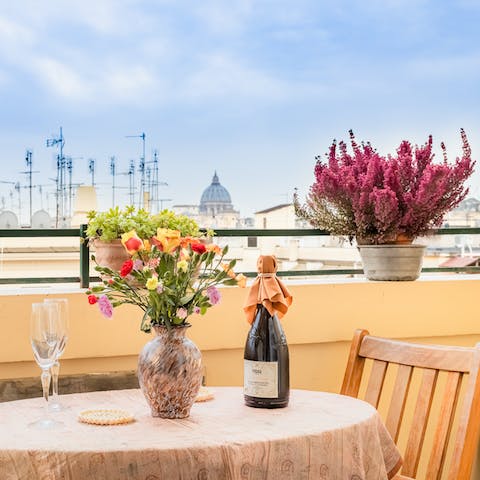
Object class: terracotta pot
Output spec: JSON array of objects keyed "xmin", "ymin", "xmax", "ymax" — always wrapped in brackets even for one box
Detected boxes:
[
  {"xmin": 92, "ymin": 239, "xmax": 130, "ymax": 272},
  {"xmin": 137, "ymin": 325, "xmax": 202, "ymax": 418}
]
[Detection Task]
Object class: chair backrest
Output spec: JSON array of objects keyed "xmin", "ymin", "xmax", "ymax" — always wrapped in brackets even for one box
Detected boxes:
[{"xmin": 341, "ymin": 329, "xmax": 480, "ymax": 480}]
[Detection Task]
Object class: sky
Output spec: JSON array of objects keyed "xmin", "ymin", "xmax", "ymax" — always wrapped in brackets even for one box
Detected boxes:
[{"xmin": 1, "ymin": 0, "xmax": 480, "ymax": 223}]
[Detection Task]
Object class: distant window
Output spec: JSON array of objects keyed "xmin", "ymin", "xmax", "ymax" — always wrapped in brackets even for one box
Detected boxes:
[
  {"xmin": 247, "ymin": 237, "xmax": 258, "ymax": 248},
  {"xmin": 263, "ymin": 217, "xmax": 267, "ymax": 229}
]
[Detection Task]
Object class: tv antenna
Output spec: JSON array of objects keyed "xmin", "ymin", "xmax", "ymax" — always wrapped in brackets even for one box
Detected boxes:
[
  {"xmin": 146, "ymin": 150, "xmax": 168, "ymax": 213},
  {"xmin": 125, "ymin": 132, "xmax": 146, "ymax": 208},
  {"xmin": 19, "ymin": 150, "xmax": 39, "ymax": 226},
  {"xmin": 88, "ymin": 159, "xmax": 96, "ymax": 186},
  {"xmin": 46, "ymin": 127, "xmax": 65, "ymax": 227},
  {"xmin": 65, "ymin": 156, "xmax": 82, "ymax": 218},
  {"xmin": 110, "ymin": 156, "xmax": 116, "ymax": 207}
]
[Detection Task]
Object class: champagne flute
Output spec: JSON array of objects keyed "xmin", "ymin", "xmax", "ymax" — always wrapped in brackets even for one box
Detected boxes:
[
  {"xmin": 29, "ymin": 302, "xmax": 64, "ymax": 429},
  {"xmin": 44, "ymin": 298, "xmax": 69, "ymax": 412}
]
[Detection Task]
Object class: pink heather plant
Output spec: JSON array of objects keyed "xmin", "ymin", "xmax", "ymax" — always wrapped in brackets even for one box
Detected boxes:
[{"xmin": 294, "ymin": 130, "xmax": 475, "ymax": 244}]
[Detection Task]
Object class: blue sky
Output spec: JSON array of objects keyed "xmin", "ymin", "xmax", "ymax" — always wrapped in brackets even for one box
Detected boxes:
[{"xmin": 1, "ymin": 0, "xmax": 480, "ymax": 221}]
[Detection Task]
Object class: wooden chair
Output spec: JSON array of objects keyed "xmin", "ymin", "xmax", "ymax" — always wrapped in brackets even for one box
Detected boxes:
[{"xmin": 341, "ymin": 329, "xmax": 480, "ymax": 480}]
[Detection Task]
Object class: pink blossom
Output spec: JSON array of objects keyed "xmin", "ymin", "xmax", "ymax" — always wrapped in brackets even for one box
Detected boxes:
[
  {"xmin": 98, "ymin": 295, "xmax": 113, "ymax": 318},
  {"xmin": 295, "ymin": 129, "xmax": 475, "ymax": 244},
  {"xmin": 194, "ymin": 306, "xmax": 201, "ymax": 314},
  {"xmin": 176, "ymin": 307, "xmax": 188, "ymax": 319},
  {"xmin": 133, "ymin": 259, "xmax": 143, "ymax": 270},
  {"xmin": 148, "ymin": 258, "xmax": 160, "ymax": 269},
  {"xmin": 206, "ymin": 286, "xmax": 221, "ymax": 305}
]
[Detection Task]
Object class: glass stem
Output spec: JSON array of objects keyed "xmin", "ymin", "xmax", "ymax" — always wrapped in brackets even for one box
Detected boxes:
[
  {"xmin": 41, "ymin": 369, "xmax": 51, "ymax": 418},
  {"xmin": 51, "ymin": 360, "xmax": 60, "ymax": 400}
]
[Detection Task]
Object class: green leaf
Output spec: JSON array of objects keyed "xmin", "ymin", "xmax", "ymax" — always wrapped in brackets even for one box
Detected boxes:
[{"xmin": 179, "ymin": 293, "xmax": 195, "ymax": 305}]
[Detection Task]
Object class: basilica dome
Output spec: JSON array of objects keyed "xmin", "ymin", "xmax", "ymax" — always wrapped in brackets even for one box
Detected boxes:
[{"xmin": 199, "ymin": 172, "xmax": 235, "ymax": 214}]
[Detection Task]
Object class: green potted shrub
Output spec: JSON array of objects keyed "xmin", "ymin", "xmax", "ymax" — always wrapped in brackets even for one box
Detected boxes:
[
  {"xmin": 294, "ymin": 129, "xmax": 475, "ymax": 280},
  {"xmin": 86, "ymin": 206, "xmax": 201, "ymax": 271}
]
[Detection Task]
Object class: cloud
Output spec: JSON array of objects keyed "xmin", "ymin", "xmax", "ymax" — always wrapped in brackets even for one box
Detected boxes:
[
  {"xmin": 30, "ymin": 57, "xmax": 91, "ymax": 101},
  {"xmin": 192, "ymin": 0, "xmax": 254, "ymax": 35},
  {"xmin": 408, "ymin": 54, "xmax": 480, "ymax": 80},
  {"xmin": 183, "ymin": 53, "xmax": 285, "ymax": 100}
]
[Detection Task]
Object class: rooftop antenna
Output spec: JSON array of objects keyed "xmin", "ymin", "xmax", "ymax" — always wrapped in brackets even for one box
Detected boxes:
[
  {"xmin": 46, "ymin": 127, "xmax": 65, "ymax": 227},
  {"xmin": 66, "ymin": 156, "xmax": 82, "ymax": 219},
  {"xmin": 88, "ymin": 159, "xmax": 96, "ymax": 186},
  {"xmin": 125, "ymin": 132, "xmax": 146, "ymax": 208},
  {"xmin": 145, "ymin": 150, "xmax": 168, "ymax": 213},
  {"xmin": 110, "ymin": 156, "xmax": 116, "ymax": 207},
  {"xmin": 19, "ymin": 150, "xmax": 40, "ymax": 227},
  {"xmin": 128, "ymin": 160, "xmax": 135, "ymax": 205}
]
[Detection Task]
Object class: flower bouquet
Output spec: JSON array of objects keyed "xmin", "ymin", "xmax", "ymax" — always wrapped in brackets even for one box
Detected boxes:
[
  {"xmin": 86, "ymin": 227, "xmax": 246, "ymax": 418},
  {"xmin": 87, "ymin": 228, "xmax": 246, "ymax": 332}
]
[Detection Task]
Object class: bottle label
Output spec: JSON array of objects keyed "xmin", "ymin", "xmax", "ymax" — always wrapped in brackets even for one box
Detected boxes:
[{"xmin": 244, "ymin": 360, "xmax": 278, "ymax": 398}]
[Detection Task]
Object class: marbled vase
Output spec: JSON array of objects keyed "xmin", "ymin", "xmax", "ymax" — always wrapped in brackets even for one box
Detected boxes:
[{"xmin": 137, "ymin": 324, "xmax": 202, "ymax": 419}]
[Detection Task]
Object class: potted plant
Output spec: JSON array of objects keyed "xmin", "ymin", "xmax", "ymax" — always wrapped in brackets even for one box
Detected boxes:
[
  {"xmin": 86, "ymin": 206, "xmax": 201, "ymax": 271},
  {"xmin": 86, "ymin": 227, "xmax": 246, "ymax": 418},
  {"xmin": 294, "ymin": 129, "xmax": 475, "ymax": 280}
]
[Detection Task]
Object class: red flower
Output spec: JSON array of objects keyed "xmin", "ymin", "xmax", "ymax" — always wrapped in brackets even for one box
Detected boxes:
[
  {"xmin": 120, "ymin": 259, "xmax": 134, "ymax": 277},
  {"xmin": 88, "ymin": 295, "xmax": 98, "ymax": 305},
  {"xmin": 191, "ymin": 242, "xmax": 206, "ymax": 254}
]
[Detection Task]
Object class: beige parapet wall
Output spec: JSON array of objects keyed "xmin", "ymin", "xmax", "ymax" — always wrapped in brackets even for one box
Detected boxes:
[{"xmin": 1, "ymin": 277, "xmax": 480, "ymax": 393}]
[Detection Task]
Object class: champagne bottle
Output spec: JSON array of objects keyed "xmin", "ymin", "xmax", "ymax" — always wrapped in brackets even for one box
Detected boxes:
[{"xmin": 244, "ymin": 304, "xmax": 289, "ymax": 408}]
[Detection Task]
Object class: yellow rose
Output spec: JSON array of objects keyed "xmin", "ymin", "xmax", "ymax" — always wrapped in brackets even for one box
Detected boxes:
[
  {"xmin": 235, "ymin": 273, "xmax": 247, "ymax": 288},
  {"xmin": 152, "ymin": 228, "xmax": 181, "ymax": 253},
  {"xmin": 146, "ymin": 277, "xmax": 159, "ymax": 290},
  {"xmin": 177, "ymin": 260, "xmax": 189, "ymax": 272},
  {"xmin": 121, "ymin": 230, "xmax": 144, "ymax": 255}
]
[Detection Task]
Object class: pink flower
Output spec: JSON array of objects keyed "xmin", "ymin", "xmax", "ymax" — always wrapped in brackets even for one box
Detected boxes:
[
  {"xmin": 295, "ymin": 129, "xmax": 474, "ymax": 243},
  {"xmin": 206, "ymin": 286, "xmax": 221, "ymax": 305},
  {"xmin": 98, "ymin": 295, "xmax": 113, "ymax": 318},
  {"xmin": 156, "ymin": 283, "xmax": 164, "ymax": 294},
  {"xmin": 176, "ymin": 307, "xmax": 188, "ymax": 320},
  {"xmin": 133, "ymin": 259, "xmax": 144, "ymax": 270},
  {"xmin": 194, "ymin": 306, "xmax": 201, "ymax": 314},
  {"xmin": 148, "ymin": 258, "xmax": 160, "ymax": 269}
]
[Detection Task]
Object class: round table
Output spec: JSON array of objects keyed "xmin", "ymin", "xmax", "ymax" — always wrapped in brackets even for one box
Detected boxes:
[{"xmin": 0, "ymin": 387, "xmax": 402, "ymax": 480}]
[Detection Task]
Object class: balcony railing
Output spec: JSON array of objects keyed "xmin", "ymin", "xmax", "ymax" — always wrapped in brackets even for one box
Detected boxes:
[{"xmin": 1, "ymin": 225, "xmax": 480, "ymax": 287}]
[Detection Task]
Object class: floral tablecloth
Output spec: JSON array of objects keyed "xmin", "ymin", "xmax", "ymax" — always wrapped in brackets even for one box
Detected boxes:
[{"xmin": 0, "ymin": 387, "xmax": 401, "ymax": 480}]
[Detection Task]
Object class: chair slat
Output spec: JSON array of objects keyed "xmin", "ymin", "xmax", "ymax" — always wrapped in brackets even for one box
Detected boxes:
[
  {"xmin": 341, "ymin": 329, "xmax": 369, "ymax": 397},
  {"xmin": 448, "ymin": 344, "xmax": 480, "ymax": 479},
  {"xmin": 426, "ymin": 371, "xmax": 462, "ymax": 480},
  {"xmin": 359, "ymin": 336, "xmax": 473, "ymax": 372},
  {"xmin": 385, "ymin": 364, "xmax": 413, "ymax": 442},
  {"xmin": 402, "ymin": 368, "xmax": 438, "ymax": 478},
  {"xmin": 364, "ymin": 360, "xmax": 388, "ymax": 408}
]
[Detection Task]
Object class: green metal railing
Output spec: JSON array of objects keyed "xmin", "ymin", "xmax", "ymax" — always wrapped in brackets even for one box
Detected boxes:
[{"xmin": 0, "ymin": 226, "xmax": 480, "ymax": 287}]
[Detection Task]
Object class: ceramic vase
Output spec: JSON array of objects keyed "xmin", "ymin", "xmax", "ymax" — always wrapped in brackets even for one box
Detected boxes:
[{"xmin": 137, "ymin": 324, "xmax": 202, "ymax": 419}]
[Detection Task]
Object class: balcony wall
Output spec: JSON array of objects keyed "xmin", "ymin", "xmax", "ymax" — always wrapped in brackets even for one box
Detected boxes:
[{"xmin": 1, "ymin": 276, "xmax": 480, "ymax": 394}]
